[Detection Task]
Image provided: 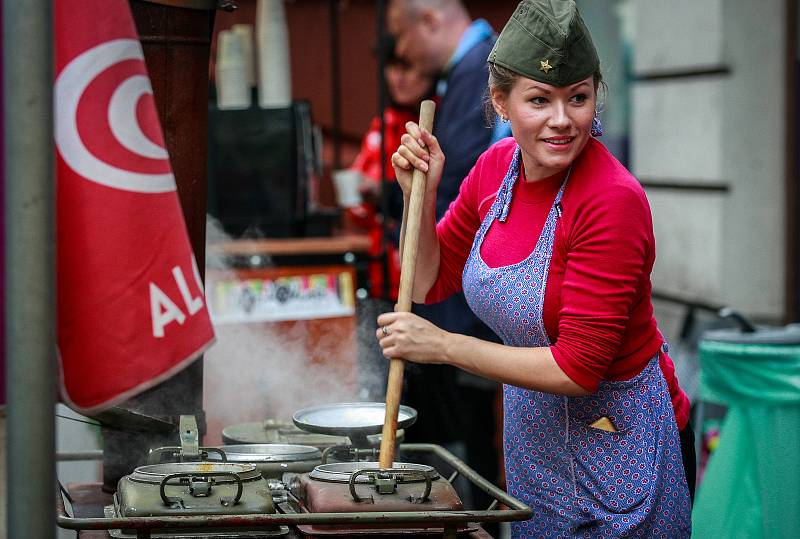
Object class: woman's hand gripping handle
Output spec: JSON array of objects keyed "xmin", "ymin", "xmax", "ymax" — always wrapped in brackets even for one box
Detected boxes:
[{"xmin": 391, "ymin": 110, "xmax": 445, "ymax": 200}]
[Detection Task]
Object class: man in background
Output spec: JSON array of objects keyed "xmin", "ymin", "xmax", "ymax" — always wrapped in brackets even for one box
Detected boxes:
[{"xmin": 386, "ymin": 0, "xmax": 509, "ymax": 517}]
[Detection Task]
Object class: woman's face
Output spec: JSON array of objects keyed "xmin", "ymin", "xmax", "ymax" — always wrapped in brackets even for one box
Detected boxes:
[
  {"xmin": 493, "ymin": 75, "xmax": 596, "ymax": 180},
  {"xmin": 385, "ymin": 61, "xmax": 433, "ymax": 107}
]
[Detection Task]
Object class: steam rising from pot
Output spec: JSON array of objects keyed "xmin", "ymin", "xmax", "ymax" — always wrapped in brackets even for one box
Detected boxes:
[{"xmin": 202, "ymin": 218, "xmax": 388, "ymax": 444}]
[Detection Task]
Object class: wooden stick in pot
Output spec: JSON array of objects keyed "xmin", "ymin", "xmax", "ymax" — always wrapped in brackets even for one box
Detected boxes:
[{"xmin": 379, "ymin": 99, "xmax": 436, "ymax": 469}]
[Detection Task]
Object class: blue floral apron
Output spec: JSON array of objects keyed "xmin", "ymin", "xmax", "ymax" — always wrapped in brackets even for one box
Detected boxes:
[{"xmin": 462, "ymin": 147, "xmax": 691, "ymax": 537}]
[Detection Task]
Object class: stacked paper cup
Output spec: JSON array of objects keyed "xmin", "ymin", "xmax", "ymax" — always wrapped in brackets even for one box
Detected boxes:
[
  {"xmin": 231, "ymin": 24, "xmax": 255, "ymax": 88},
  {"xmin": 216, "ymin": 28, "xmax": 252, "ymax": 110},
  {"xmin": 256, "ymin": 0, "xmax": 292, "ymax": 108}
]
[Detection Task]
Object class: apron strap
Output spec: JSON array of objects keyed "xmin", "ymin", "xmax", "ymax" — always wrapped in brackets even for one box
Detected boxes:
[{"xmin": 497, "ymin": 146, "xmax": 572, "ymax": 223}]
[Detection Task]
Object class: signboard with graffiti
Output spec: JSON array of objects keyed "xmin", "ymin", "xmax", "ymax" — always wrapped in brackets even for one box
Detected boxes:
[{"xmin": 207, "ymin": 266, "xmax": 356, "ymax": 324}]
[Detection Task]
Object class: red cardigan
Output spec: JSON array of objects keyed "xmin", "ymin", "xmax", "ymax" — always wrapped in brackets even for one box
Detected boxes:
[{"xmin": 427, "ymin": 137, "xmax": 689, "ymax": 429}]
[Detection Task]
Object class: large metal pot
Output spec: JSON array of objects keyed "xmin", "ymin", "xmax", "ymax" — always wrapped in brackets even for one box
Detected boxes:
[
  {"xmin": 290, "ymin": 462, "xmax": 474, "ymax": 536},
  {"xmin": 109, "ymin": 461, "xmax": 288, "ymax": 537},
  {"xmin": 114, "ymin": 462, "xmax": 274, "ymax": 517}
]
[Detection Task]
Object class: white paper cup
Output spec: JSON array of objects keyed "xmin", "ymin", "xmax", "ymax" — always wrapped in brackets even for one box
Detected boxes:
[
  {"xmin": 332, "ymin": 170, "xmax": 364, "ymax": 208},
  {"xmin": 231, "ymin": 24, "xmax": 255, "ymax": 87},
  {"xmin": 216, "ymin": 30, "xmax": 251, "ymax": 110},
  {"xmin": 256, "ymin": 0, "xmax": 291, "ymax": 108}
]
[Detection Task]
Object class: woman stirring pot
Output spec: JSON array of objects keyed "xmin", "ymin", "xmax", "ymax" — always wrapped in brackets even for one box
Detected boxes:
[{"xmin": 377, "ymin": 0, "xmax": 693, "ymax": 536}]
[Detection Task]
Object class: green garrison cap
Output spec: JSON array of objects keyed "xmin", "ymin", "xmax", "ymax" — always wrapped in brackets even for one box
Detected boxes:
[{"xmin": 489, "ymin": 0, "xmax": 599, "ymax": 87}]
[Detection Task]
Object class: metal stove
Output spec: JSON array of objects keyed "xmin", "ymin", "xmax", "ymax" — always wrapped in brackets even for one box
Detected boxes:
[{"xmin": 57, "ymin": 406, "xmax": 532, "ymax": 538}]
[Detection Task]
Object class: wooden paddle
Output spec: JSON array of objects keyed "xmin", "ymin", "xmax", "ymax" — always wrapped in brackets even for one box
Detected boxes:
[{"xmin": 379, "ymin": 99, "xmax": 436, "ymax": 469}]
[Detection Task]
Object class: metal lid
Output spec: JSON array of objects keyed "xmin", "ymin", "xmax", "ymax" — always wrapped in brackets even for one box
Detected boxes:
[
  {"xmin": 292, "ymin": 402, "xmax": 417, "ymax": 437},
  {"xmin": 209, "ymin": 444, "xmax": 322, "ymax": 463},
  {"xmin": 129, "ymin": 462, "xmax": 261, "ymax": 484},
  {"xmin": 309, "ymin": 462, "xmax": 438, "ymax": 483},
  {"xmin": 703, "ymin": 323, "xmax": 800, "ymax": 345}
]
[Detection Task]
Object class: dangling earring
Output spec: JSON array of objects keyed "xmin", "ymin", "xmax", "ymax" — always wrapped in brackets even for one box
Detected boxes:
[
  {"xmin": 500, "ymin": 115, "xmax": 509, "ymax": 123},
  {"xmin": 590, "ymin": 111, "xmax": 603, "ymax": 137}
]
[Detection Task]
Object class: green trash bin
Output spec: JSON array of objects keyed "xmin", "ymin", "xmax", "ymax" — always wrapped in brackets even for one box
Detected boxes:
[{"xmin": 692, "ymin": 324, "xmax": 800, "ymax": 539}]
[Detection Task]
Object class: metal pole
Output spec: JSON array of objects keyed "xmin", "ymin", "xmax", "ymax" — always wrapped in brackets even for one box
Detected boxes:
[{"xmin": 4, "ymin": 1, "xmax": 56, "ymax": 538}]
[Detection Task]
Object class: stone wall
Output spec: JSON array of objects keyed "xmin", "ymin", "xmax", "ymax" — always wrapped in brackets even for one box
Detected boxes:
[{"xmin": 631, "ymin": 0, "xmax": 790, "ymax": 320}]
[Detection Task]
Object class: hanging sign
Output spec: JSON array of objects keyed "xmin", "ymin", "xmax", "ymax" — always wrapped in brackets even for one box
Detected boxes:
[{"xmin": 55, "ymin": 0, "xmax": 215, "ymax": 413}]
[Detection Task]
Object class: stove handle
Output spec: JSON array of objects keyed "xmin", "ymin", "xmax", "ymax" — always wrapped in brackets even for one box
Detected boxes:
[
  {"xmin": 321, "ymin": 444, "xmax": 379, "ymax": 464},
  {"xmin": 347, "ymin": 468, "xmax": 432, "ymax": 504},
  {"xmin": 348, "ymin": 469, "xmax": 376, "ymax": 503},
  {"xmin": 321, "ymin": 444, "xmax": 350, "ymax": 464},
  {"xmin": 159, "ymin": 472, "xmax": 244, "ymax": 508},
  {"xmin": 202, "ymin": 447, "xmax": 228, "ymax": 462},
  {"xmin": 147, "ymin": 446, "xmax": 228, "ymax": 464},
  {"xmin": 407, "ymin": 469, "xmax": 433, "ymax": 504}
]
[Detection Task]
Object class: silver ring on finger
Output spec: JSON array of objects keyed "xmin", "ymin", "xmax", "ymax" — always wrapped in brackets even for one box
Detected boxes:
[{"xmin": 381, "ymin": 326, "xmax": 390, "ymax": 337}]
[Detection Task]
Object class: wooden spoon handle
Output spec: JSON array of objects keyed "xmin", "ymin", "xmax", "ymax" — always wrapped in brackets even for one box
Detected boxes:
[{"xmin": 379, "ymin": 99, "xmax": 436, "ymax": 469}]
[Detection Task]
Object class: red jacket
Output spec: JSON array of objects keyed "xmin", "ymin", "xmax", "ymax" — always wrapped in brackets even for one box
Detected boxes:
[{"xmin": 347, "ymin": 108, "xmax": 417, "ymax": 300}]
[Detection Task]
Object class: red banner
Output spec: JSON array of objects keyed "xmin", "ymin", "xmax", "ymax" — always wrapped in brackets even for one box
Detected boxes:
[{"xmin": 55, "ymin": 0, "xmax": 215, "ymax": 413}]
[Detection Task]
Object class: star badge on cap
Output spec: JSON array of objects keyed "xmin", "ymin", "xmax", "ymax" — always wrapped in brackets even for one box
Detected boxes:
[{"xmin": 539, "ymin": 59, "xmax": 553, "ymax": 74}]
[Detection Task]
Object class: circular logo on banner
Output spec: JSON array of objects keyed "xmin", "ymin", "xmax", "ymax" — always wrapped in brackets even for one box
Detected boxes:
[{"xmin": 55, "ymin": 39, "xmax": 176, "ymax": 193}]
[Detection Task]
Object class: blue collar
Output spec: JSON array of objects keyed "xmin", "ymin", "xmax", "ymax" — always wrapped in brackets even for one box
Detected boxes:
[{"xmin": 436, "ymin": 19, "xmax": 494, "ymax": 97}]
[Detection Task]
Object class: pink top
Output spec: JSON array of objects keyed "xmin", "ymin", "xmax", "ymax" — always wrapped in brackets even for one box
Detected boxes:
[{"xmin": 427, "ymin": 137, "xmax": 689, "ymax": 429}]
